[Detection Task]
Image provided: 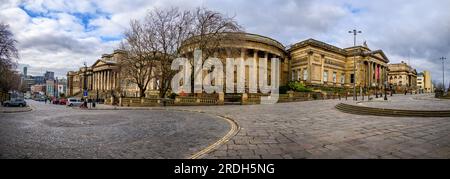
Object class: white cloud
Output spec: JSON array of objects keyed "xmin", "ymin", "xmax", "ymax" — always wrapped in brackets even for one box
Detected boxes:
[{"xmin": 0, "ymin": 0, "xmax": 449, "ymax": 85}]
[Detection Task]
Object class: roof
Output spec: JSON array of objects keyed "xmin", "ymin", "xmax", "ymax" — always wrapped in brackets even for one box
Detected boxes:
[
  {"xmin": 182, "ymin": 32, "xmax": 286, "ymax": 52},
  {"xmin": 288, "ymin": 38, "xmax": 389, "ymax": 63}
]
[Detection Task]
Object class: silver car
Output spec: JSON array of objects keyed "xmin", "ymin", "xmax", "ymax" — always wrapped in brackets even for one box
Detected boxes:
[
  {"xmin": 3, "ymin": 98, "xmax": 27, "ymax": 107},
  {"xmin": 67, "ymin": 98, "xmax": 83, "ymax": 107}
]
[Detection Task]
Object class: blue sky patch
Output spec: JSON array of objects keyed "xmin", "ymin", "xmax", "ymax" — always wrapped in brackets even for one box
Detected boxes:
[
  {"xmin": 19, "ymin": 3, "xmax": 111, "ymax": 33},
  {"xmin": 100, "ymin": 35, "xmax": 124, "ymax": 42},
  {"xmin": 344, "ymin": 4, "xmax": 364, "ymax": 14}
]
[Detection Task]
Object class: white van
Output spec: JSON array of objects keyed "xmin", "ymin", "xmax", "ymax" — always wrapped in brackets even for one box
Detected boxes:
[{"xmin": 67, "ymin": 98, "xmax": 83, "ymax": 107}]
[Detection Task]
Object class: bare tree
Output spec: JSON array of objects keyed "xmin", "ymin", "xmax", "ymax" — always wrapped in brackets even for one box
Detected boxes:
[
  {"xmin": 148, "ymin": 8, "xmax": 195, "ymax": 98},
  {"xmin": 0, "ymin": 23, "xmax": 19, "ymax": 92},
  {"xmin": 121, "ymin": 20, "xmax": 158, "ymax": 98},
  {"xmin": 179, "ymin": 8, "xmax": 243, "ymax": 94},
  {"xmin": 123, "ymin": 7, "xmax": 242, "ymax": 98},
  {"xmin": 189, "ymin": 7, "xmax": 242, "ymax": 59}
]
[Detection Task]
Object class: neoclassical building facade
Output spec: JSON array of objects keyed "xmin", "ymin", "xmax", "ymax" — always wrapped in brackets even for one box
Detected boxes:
[
  {"xmin": 180, "ymin": 32, "xmax": 290, "ymax": 92},
  {"xmin": 68, "ymin": 32, "xmax": 403, "ymax": 100},
  {"xmin": 388, "ymin": 61, "xmax": 418, "ymax": 92},
  {"xmin": 67, "ymin": 50, "xmax": 159, "ymax": 101},
  {"xmin": 289, "ymin": 39, "xmax": 390, "ymax": 89}
]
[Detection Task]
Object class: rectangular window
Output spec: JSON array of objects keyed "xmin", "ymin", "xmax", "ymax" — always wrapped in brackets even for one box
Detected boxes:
[
  {"xmin": 350, "ymin": 74, "xmax": 355, "ymax": 84},
  {"xmin": 323, "ymin": 71, "xmax": 328, "ymax": 82},
  {"xmin": 333, "ymin": 72, "xmax": 337, "ymax": 83},
  {"xmin": 341, "ymin": 73, "xmax": 345, "ymax": 84},
  {"xmin": 303, "ymin": 69, "xmax": 308, "ymax": 81},
  {"xmin": 298, "ymin": 70, "xmax": 301, "ymax": 81}
]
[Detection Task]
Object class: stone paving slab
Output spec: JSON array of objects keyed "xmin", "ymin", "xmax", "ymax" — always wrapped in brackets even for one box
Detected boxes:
[
  {"xmin": 354, "ymin": 94, "xmax": 450, "ymax": 110},
  {"xmin": 22, "ymin": 94, "xmax": 449, "ymax": 159},
  {"xmin": 0, "ymin": 100, "xmax": 230, "ymax": 159},
  {"xmin": 170, "ymin": 94, "xmax": 450, "ymax": 159}
]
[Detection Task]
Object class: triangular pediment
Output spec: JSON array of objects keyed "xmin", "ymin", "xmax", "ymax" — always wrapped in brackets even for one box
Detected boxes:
[
  {"xmin": 374, "ymin": 53, "xmax": 384, "ymax": 59},
  {"xmin": 92, "ymin": 59, "xmax": 106, "ymax": 67},
  {"xmin": 371, "ymin": 50, "xmax": 389, "ymax": 63}
]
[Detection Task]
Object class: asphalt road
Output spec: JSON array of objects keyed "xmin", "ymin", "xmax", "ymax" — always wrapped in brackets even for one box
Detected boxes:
[{"xmin": 0, "ymin": 100, "xmax": 230, "ymax": 159}]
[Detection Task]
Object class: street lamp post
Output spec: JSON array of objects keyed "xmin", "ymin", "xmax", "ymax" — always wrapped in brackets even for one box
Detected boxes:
[
  {"xmin": 440, "ymin": 57, "xmax": 446, "ymax": 91},
  {"xmin": 83, "ymin": 62, "xmax": 88, "ymax": 107},
  {"xmin": 349, "ymin": 29, "xmax": 362, "ymax": 101}
]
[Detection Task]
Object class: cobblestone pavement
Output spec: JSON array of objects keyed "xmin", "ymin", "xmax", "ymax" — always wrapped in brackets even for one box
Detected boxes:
[
  {"xmin": 0, "ymin": 105, "xmax": 32, "ymax": 113},
  {"xmin": 355, "ymin": 94, "xmax": 450, "ymax": 110},
  {"xmin": 0, "ymin": 100, "xmax": 229, "ymax": 159},
  {"xmin": 173, "ymin": 94, "xmax": 450, "ymax": 159}
]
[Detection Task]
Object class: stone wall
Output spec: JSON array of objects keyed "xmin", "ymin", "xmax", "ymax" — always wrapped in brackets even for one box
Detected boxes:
[{"xmin": 113, "ymin": 91, "xmax": 348, "ymax": 107}]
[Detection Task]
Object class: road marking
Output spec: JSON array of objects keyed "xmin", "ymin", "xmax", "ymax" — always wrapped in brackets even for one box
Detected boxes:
[{"xmin": 189, "ymin": 115, "xmax": 240, "ymax": 159}]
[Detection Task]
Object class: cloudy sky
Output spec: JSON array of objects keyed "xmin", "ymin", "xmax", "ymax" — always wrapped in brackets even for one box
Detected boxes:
[{"xmin": 1, "ymin": 0, "xmax": 449, "ymax": 85}]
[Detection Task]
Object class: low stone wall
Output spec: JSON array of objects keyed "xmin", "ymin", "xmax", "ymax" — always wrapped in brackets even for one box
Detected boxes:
[
  {"xmin": 119, "ymin": 97, "xmax": 161, "ymax": 107},
  {"xmin": 112, "ymin": 92, "xmax": 347, "ymax": 107},
  {"xmin": 117, "ymin": 94, "xmax": 221, "ymax": 107},
  {"xmin": 245, "ymin": 92, "xmax": 344, "ymax": 105},
  {"xmin": 175, "ymin": 96, "xmax": 220, "ymax": 106}
]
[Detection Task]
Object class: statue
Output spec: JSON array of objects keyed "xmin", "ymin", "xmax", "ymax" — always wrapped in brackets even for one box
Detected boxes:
[{"xmin": 363, "ymin": 41, "xmax": 368, "ymax": 48}]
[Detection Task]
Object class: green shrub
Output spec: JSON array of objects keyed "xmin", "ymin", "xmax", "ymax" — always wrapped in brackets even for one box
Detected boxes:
[
  {"xmin": 169, "ymin": 93, "xmax": 178, "ymax": 99},
  {"xmin": 279, "ymin": 86, "xmax": 290, "ymax": 94},
  {"xmin": 288, "ymin": 82, "xmax": 313, "ymax": 92}
]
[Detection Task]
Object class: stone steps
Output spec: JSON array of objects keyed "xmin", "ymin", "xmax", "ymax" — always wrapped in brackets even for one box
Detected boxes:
[{"xmin": 335, "ymin": 103, "xmax": 450, "ymax": 117}]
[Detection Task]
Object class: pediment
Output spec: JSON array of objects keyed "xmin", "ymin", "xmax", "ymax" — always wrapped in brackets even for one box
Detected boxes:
[
  {"xmin": 371, "ymin": 50, "xmax": 389, "ymax": 63},
  {"xmin": 92, "ymin": 60, "xmax": 106, "ymax": 67}
]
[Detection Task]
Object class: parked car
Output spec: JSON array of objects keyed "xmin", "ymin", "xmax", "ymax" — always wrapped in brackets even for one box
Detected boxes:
[
  {"xmin": 52, "ymin": 98, "xmax": 60, "ymax": 104},
  {"xmin": 59, "ymin": 99, "xmax": 68, "ymax": 105},
  {"xmin": 67, "ymin": 98, "xmax": 83, "ymax": 107},
  {"xmin": 34, "ymin": 97, "xmax": 46, "ymax": 102},
  {"xmin": 3, "ymin": 98, "xmax": 27, "ymax": 107}
]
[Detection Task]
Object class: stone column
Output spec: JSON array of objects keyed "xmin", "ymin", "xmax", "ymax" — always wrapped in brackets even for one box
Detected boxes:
[
  {"xmin": 105, "ymin": 70, "xmax": 108, "ymax": 91},
  {"xmin": 366, "ymin": 61, "xmax": 369, "ymax": 87},
  {"xmin": 377, "ymin": 64, "xmax": 380, "ymax": 87},
  {"xmin": 97, "ymin": 71, "xmax": 100, "ymax": 91},
  {"xmin": 320, "ymin": 55, "xmax": 325, "ymax": 84},
  {"xmin": 101, "ymin": 71, "xmax": 104, "ymax": 91},
  {"xmin": 95, "ymin": 72, "xmax": 98, "ymax": 90},
  {"xmin": 307, "ymin": 51, "xmax": 313, "ymax": 83},
  {"xmin": 237, "ymin": 48, "xmax": 246, "ymax": 93},
  {"xmin": 98, "ymin": 71, "xmax": 101, "ymax": 91},
  {"xmin": 382, "ymin": 66, "xmax": 386, "ymax": 88},
  {"xmin": 107, "ymin": 70, "xmax": 110, "ymax": 91},
  {"xmin": 368, "ymin": 61, "xmax": 372, "ymax": 87},
  {"xmin": 249, "ymin": 50, "xmax": 258, "ymax": 93},
  {"xmin": 103, "ymin": 71, "xmax": 106, "ymax": 91},
  {"xmin": 109, "ymin": 70, "xmax": 112, "ymax": 90},
  {"xmin": 93, "ymin": 72, "xmax": 95, "ymax": 91},
  {"xmin": 111, "ymin": 71, "xmax": 114, "ymax": 90},
  {"xmin": 104, "ymin": 71, "xmax": 107, "ymax": 90},
  {"xmin": 96, "ymin": 72, "xmax": 99, "ymax": 91}
]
